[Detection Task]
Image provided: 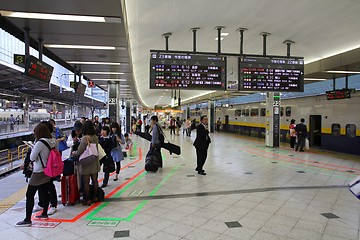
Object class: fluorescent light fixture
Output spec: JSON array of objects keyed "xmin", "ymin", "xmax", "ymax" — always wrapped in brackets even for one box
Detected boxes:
[
  {"xmin": 82, "ymin": 72, "xmax": 125, "ymax": 75},
  {"xmin": 0, "ymin": 10, "xmax": 119, "ymax": 23},
  {"xmin": 326, "ymin": 70, "xmax": 360, "ymax": 74},
  {"xmin": 119, "ymin": 85, "xmax": 130, "ymax": 87},
  {"xmin": 304, "ymin": 78, "xmax": 327, "ymax": 81},
  {"xmin": 67, "ymin": 61, "xmax": 122, "ymax": 65},
  {"xmin": 215, "ymin": 37, "xmax": 224, "ymax": 41},
  {"xmin": 221, "ymin": 33, "xmax": 229, "ymax": 36},
  {"xmin": 91, "ymin": 79, "xmax": 127, "ymax": 81},
  {"xmin": 44, "ymin": 44, "xmax": 116, "ymax": 50}
]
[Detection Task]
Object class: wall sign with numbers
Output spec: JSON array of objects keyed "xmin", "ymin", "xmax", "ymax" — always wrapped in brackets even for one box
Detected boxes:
[
  {"xmin": 25, "ymin": 55, "xmax": 54, "ymax": 83},
  {"xmin": 108, "ymin": 98, "xmax": 117, "ymax": 104}
]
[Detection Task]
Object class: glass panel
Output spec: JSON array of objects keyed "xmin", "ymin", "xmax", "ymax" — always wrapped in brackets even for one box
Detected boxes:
[
  {"xmin": 280, "ymin": 107, "xmax": 284, "ymax": 117},
  {"xmin": 332, "ymin": 123, "xmax": 341, "ymax": 136},
  {"xmin": 251, "ymin": 109, "xmax": 259, "ymax": 116},
  {"xmin": 235, "ymin": 110, "xmax": 241, "ymax": 116},
  {"xmin": 346, "ymin": 124, "xmax": 356, "ymax": 138},
  {"xmin": 260, "ymin": 108, "xmax": 266, "ymax": 116},
  {"xmin": 285, "ymin": 107, "xmax": 291, "ymax": 117},
  {"xmin": 242, "ymin": 109, "xmax": 249, "ymax": 116}
]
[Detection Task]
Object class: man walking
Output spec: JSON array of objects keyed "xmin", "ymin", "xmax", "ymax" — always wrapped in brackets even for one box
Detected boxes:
[
  {"xmin": 193, "ymin": 116, "xmax": 211, "ymax": 175},
  {"xmin": 295, "ymin": 118, "xmax": 307, "ymax": 152}
]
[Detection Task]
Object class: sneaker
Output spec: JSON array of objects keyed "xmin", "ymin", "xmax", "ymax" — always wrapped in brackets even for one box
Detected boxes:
[
  {"xmin": 48, "ymin": 207, "xmax": 57, "ymax": 216},
  {"xmin": 34, "ymin": 214, "xmax": 48, "ymax": 220},
  {"xmin": 16, "ymin": 220, "xmax": 32, "ymax": 227}
]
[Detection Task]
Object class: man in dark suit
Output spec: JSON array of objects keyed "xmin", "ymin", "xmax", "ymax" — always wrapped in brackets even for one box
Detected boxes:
[
  {"xmin": 295, "ymin": 118, "xmax": 308, "ymax": 152},
  {"xmin": 193, "ymin": 116, "xmax": 211, "ymax": 175}
]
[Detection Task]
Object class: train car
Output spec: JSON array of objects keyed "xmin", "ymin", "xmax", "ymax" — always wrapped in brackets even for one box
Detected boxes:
[
  {"xmin": 0, "ymin": 110, "xmax": 50, "ymax": 124},
  {"xmin": 190, "ymin": 91, "xmax": 360, "ymax": 155}
]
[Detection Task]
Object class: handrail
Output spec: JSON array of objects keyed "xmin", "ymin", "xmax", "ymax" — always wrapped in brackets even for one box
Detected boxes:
[{"xmin": 17, "ymin": 144, "xmax": 28, "ymax": 160}]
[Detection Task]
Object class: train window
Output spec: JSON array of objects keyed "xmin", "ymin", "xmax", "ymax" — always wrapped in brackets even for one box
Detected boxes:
[
  {"xmin": 285, "ymin": 107, "xmax": 291, "ymax": 117},
  {"xmin": 280, "ymin": 107, "xmax": 284, "ymax": 117},
  {"xmin": 235, "ymin": 110, "xmax": 241, "ymax": 116},
  {"xmin": 346, "ymin": 124, "xmax": 356, "ymax": 138},
  {"xmin": 260, "ymin": 108, "xmax": 266, "ymax": 116},
  {"xmin": 242, "ymin": 109, "xmax": 249, "ymax": 116},
  {"xmin": 251, "ymin": 109, "xmax": 259, "ymax": 116},
  {"xmin": 0, "ymin": 117, "xmax": 2, "ymax": 121},
  {"xmin": 331, "ymin": 123, "xmax": 341, "ymax": 136}
]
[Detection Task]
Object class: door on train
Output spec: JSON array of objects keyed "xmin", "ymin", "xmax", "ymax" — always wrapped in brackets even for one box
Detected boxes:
[
  {"xmin": 309, "ymin": 115, "xmax": 322, "ymax": 147},
  {"xmin": 224, "ymin": 115, "xmax": 229, "ymax": 132}
]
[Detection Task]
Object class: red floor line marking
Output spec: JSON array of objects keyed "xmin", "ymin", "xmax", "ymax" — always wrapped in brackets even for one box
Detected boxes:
[
  {"xmin": 241, "ymin": 147, "xmax": 358, "ymax": 175},
  {"xmin": 245, "ymin": 145, "xmax": 360, "ymax": 173},
  {"xmin": 32, "ymin": 148, "xmax": 144, "ymax": 223}
]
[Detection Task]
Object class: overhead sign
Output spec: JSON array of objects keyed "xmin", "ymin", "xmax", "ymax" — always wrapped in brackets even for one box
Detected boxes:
[
  {"xmin": 13, "ymin": 54, "xmax": 25, "ymax": 67},
  {"xmin": 326, "ymin": 89, "xmax": 352, "ymax": 100},
  {"xmin": 239, "ymin": 56, "xmax": 304, "ymax": 92},
  {"xmin": 25, "ymin": 55, "xmax": 54, "ymax": 83},
  {"xmin": 150, "ymin": 52, "xmax": 226, "ymax": 90},
  {"xmin": 76, "ymin": 83, "xmax": 86, "ymax": 96}
]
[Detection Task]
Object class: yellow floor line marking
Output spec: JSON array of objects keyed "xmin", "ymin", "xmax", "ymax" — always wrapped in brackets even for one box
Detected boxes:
[{"xmin": 0, "ymin": 185, "xmax": 27, "ymax": 214}]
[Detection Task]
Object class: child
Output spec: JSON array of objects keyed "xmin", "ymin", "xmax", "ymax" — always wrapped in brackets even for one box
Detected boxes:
[
  {"xmin": 98, "ymin": 126, "xmax": 115, "ymax": 188},
  {"xmin": 124, "ymin": 133, "xmax": 133, "ymax": 156},
  {"xmin": 110, "ymin": 122, "xmax": 125, "ymax": 181}
]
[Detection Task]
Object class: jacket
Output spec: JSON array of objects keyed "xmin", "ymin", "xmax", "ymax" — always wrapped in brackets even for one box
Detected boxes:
[
  {"xmin": 295, "ymin": 123, "xmax": 307, "ymax": 138},
  {"xmin": 193, "ymin": 123, "xmax": 211, "ymax": 150}
]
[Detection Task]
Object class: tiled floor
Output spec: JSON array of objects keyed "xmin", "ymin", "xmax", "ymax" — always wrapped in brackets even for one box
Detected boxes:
[{"xmin": 0, "ymin": 132, "xmax": 360, "ymax": 240}]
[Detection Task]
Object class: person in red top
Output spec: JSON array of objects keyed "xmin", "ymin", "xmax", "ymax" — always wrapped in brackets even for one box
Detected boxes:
[{"xmin": 289, "ymin": 119, "xmax": 296, "ymax": 150}]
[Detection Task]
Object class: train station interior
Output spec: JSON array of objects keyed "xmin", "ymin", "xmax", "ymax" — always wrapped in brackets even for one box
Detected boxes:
[{"xmin": 0, "ymin": 0, "xmax": 360, "ymax": 239}]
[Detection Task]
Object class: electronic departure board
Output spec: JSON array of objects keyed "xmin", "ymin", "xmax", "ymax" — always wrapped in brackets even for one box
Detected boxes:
[
  {"xmin": 25, "ymin": 55, "xmax": 54, "ymax": 83},
  {"xmin": 326, "ymin": 89, "xmax": 352, "ymax": 100},
  {"xmin": 150, "ymin": 52, "xmax": 226, "ymax": 90},
  {"xmin": 239, "ymin": 56, "xmax": 304, "ymax": 92}
]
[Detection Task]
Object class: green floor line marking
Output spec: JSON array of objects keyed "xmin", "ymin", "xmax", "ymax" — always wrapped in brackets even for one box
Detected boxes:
[
  {"xmin": 243, "ymin": 149, "xmax": 351, "ymax": 180},
  {"xmin": 85, "ymin": 172, "xmax": 147, "ymax": 220},
  {"xmin": 86, "ymin": 164, "xmax": 181, "ymax": 222}
]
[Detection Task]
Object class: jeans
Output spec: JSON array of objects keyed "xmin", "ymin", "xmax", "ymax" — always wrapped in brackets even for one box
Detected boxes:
[{"xmin": 25, "ymin": 182, "xmax": 50, "ymax": 221}]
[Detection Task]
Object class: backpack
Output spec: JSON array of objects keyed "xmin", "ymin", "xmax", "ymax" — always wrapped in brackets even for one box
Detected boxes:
[
  {"xmin": 39, "ymin": 140, "xmax": 64, "ymax": 178},
  {"xmin": 22, "ymin": 150, "xmax": 33, "ymax": 182}
]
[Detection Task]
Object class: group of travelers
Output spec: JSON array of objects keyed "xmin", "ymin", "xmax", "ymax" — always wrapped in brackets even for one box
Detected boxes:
[
  {"xmin": 168, "ymin": 116, "xmax": 196, "ymax": 137},
  {"xmin": 16, "ymin": 116, "xmax": 133, "ymax": 227},
  {"xmin": 289, "ymin": 118, "xmax": 308, "ymax": 152}
]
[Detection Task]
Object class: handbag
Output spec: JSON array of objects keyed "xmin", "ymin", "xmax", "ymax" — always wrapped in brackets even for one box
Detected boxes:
[
  {"xmin": 98, "ymin": 144, "xmax": 106, "ymax": 160},
  {"xmin": 79, "ymin": 137, "xmax": 99, "ymax": 166},
  {"xmin": 305, "ymin": 138, "xmax": 309, "ymax": 150}
]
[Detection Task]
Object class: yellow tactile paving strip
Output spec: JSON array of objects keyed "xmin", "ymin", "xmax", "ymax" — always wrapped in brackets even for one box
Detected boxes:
[{"xmin": 0, "ymin": 186, "xmax": 27, "ymax": 214}]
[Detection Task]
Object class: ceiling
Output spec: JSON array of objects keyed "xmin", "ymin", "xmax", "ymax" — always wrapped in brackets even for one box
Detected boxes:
[
  {"xmin": 124, "ymin": 0, "xmax": 360, "ymax": 107},
  {"xmin": 1, "ymin": 1, "xmax": 360, "ymax": 108},
  {"xmin": 0, "ymin": 0, "xmax": 138, "ymax": 101}
]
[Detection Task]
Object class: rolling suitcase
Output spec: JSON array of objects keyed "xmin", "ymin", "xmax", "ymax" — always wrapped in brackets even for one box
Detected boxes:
[{"xmin": 61, "ymin": 175, "xmax": 80, "ymax": 205}]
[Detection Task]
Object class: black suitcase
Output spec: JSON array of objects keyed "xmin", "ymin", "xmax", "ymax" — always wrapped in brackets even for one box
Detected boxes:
[
  {"xmin": 145, "ymin": 151, "xmax": 160, "ymax": 172},
  {"xmin": 89, "ymin": 185, "xmax": 105, "ymax": 201}
]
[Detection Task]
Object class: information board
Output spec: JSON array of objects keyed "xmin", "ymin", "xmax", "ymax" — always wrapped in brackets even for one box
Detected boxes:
[
  {"xmin": 326, "ymin": 89, "xmax": 352, "ymax": 100},
  {"xmin": 239, "ymin": 56, "xmax": 304, "ymax": 92},
  {"xmin": 25, "ymin": 55, "xmax": 54, "ymax": 83},
  {"xmin": 150, "ymin": 52, "xmax": 226, "ymax": 90}
]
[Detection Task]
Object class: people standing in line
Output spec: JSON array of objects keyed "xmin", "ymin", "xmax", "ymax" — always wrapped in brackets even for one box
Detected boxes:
[
  {"xmin": 80, "ymin": 117, "xmax": 86, "ymax": 124},
  {"xmin": 169, "ymin": 117, "xmax": 176, "ymax": 135},
  {"xmin": 185, "ymin": 118, "xmax": 192, "ymax": 137},
  {"xmin": 295, "ymin": 118, "xmax": 307, "ymax": 152},
  {"xmin": 72, "ymin": 120, "xmax": 100, "ymax": 206},
  {"xmin": 102, "ymin": 117, "xmax": 111, "ymax": 128},
  {"xmin": 175, "ymin": 117, "xmax": 181, "ymax": 136},
  {"xmin": 216, "ymin": 118, "xmax": 222, "ymax": 132},
  {"xmin": 289, "ymin": 119, "xmax": 297, "ymax": 150},
  {"xmin": 150, "ymin": 116, "xmax": 163, "ymax": 168},
  {"xmin": 110, "ymin": 122, "xmax": 125, "ymax": 181},
  {"xmin": 67, "ymin": 121, "xmax": 83, "ymax": 192},
  {"xmin": 99, "ymin": 126, "xmax": 114, "ymax": 188},
  {"xmin": 193, "ymin": 116, "xmax": 211, "ymax": 175},
  {"xmin": 49, "ymin": 119, "xmax": 67, "ymax": 155},
  {"xmin": 16, "ymin": 123, "xmax": 55, "ymax": 227}
]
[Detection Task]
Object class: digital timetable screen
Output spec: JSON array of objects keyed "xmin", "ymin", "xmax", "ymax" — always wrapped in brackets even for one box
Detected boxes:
[
  {"xmin": 239, "ymin": 56, "xmax": 304, "ymax": 92},
  {"xmin": 25, "ymin": 55, "xmax": 54, "ymax": 83},
  {"xmin": 150, "ymin": 52, "xmax": 226, "ymax": 90}
]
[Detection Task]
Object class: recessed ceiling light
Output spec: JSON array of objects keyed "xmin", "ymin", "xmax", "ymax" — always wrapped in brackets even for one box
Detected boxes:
[
  {"xmin": 304, "ymin": 78, "xmax": 327, "ymax": 81},
  {"xmin": 326, "ymin": 70, "xmax": 360, "ymax": 74},
  {"xmin": 44, "ymin": 44, "xmax": 118, "ymax": 50},
  {"xmin": 221, "ymin": 33, "xmax": 229, "ymax": 36},
  {"xmin": 91, "ymin": 79, "xmax": 127, "ymax": 81},
  {"xmin": 0, "ymin": 10, "xmax": 121, "ymax": 23},
  {"xmin": 119, "ymin": 85, "xmax": 130, "ymax": 87},
  {"xmin": 67, "ymin": 61, "xmax": 123, "ymax": 65},
  {"xmin": 82, "ymin": 72, "xmax": 125, "ymax": 75},
  {"xmin": 215, "ymin": 37, "xmax": 224, "ymax": 41}
]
